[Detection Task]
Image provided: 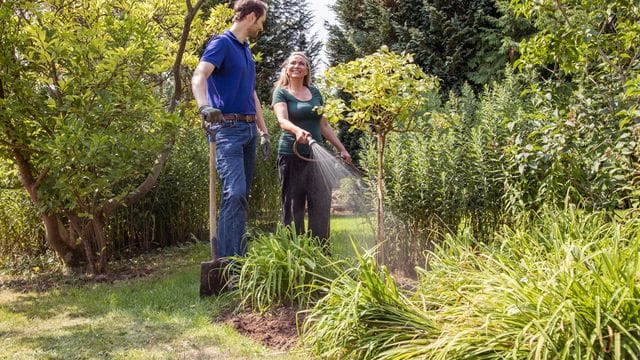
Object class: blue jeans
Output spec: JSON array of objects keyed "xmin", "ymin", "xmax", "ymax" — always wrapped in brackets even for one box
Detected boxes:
[{"xmin": 210, "ymin": 120, "xmax": 257, "ymax": 258}]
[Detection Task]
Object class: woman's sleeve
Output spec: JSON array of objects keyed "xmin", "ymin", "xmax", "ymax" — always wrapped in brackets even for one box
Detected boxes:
[{"xmin": 271, "ymin": 87, "xmax": 287, "ymax": 106}]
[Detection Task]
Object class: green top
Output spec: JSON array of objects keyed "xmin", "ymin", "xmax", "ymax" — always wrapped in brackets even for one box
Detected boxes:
[{"xmin": 271, "ymin": 86, "xmax": 323, "ymax": 156}]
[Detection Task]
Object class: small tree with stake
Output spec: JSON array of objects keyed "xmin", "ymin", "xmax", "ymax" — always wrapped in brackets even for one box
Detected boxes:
[{"xmin": 321, "ymin": 47, "xmax": 439, "ymax": 264}]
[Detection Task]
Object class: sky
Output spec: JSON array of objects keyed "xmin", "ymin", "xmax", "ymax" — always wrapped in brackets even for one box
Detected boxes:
[{"xmin": 308, "ymin": 0, "xmax": 337, "ymax": 69}]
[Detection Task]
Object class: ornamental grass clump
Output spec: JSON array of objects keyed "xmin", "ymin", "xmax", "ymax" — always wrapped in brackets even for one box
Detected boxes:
[
  {"xmin": 231, "ymin": 226, "xmax": 345, "ymax": 313},
  {"xmin": 417, "ymin": 207, "xmax": 640, "ymax": 359},
  {"xmin": 303, "ymin": 208, "xmax": 640, "ymax": 359},
  {"xmin": 302, "ymin": 248, "xmax": 438, "ymax": 360}
]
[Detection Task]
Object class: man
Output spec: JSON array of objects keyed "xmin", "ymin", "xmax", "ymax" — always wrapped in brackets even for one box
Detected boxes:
[{"xmin": 191, "ymin": 0, "xmax": 270, "ymax": 258}]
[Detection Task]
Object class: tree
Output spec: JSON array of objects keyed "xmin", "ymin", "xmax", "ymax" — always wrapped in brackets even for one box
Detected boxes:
[
  {"xmin": 322, "ymin": 47, "xmax": 439, "ymax": 264},
  {"xmin": 384, "ymin": 0, "xmax": 506, "ymax": 92},
  {"xmin": 510, "ymin": 0, "xmax": 640, "ymax": 209},
  {"xmin": 325, "ymin": 0, "xmax": 531, "ymax": 93},
  {"xmin": 325, "ymin": 0, "xmax": 390, "ymax": 66},
  {"xmin": 0, "ymin": 0, "xmax": 230, "ymax": 273}
]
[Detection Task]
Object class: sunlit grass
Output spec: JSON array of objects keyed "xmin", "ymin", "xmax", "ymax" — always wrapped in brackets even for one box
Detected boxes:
[
  {"xmin": 303, "ymin": 208, "xmax": 640, "ymax": 359},
  {"xmin": 0, "ymin": 242, "xmax": 301, "ymax": 359},
  {"xmin": 0, "ymin": 216, "xmax": 373, "ymax": 359},
  {"xmin": 330, "ymin": 214, "xmax": 375, "ymax": 257}
]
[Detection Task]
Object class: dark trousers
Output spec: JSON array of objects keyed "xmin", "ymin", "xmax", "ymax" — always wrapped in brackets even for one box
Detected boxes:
[{"xmin": 277, "ymin": 154, "xmax": 331, "ymax": 244}]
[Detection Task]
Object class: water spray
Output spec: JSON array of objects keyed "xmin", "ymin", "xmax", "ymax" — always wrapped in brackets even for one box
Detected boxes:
[{"xmin": 293, "ymin": 136, "xmax": 364, "ymax": 177}]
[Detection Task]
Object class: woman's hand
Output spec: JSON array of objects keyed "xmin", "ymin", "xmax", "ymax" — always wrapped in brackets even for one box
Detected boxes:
[
  {"xmin": 295, "ymin": 129, "xmax": 312, "ymax": 144},
  {"xmin": 340, "ymin": 150, "xmax": 352, "ymax": 164}
]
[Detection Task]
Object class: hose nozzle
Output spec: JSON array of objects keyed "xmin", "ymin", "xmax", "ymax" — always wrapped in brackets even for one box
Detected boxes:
[{"xmin": 307, "ymin": 137, "xmax": 318, "ymax": 147}]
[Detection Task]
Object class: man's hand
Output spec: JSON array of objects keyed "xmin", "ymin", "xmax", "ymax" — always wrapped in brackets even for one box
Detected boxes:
[
  {"xmin": 260, "ymin": 133, "xmax": 271, "ymax": 160},
  {"xmin": 199, "ymin": 105, "xmax": 222, "ymax": 125}
]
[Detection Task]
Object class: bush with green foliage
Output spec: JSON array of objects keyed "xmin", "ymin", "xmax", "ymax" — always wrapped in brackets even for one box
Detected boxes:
[
  {"xmin": 106, "ymin": 127, "xmax": 209, "ymax": 257},
  {"xmin": 358, "ymin": 74, "xmax": 525, "ymax": 272},
  {"xmin": 0, "ymin": 189, "xmax": 46, "ymax": 268},
  {"xmin": 0, "ymin": 0, "xmax": 228, "ymax": 273},
  {"xmin": 510, "ymin": 0, "xmax": 640, "ymax": 210}
]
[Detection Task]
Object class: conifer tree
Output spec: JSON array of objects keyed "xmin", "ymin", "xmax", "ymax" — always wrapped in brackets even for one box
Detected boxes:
[{"xmin": 326, "ymin": 0, "xmax": 535, "ymax": 93}]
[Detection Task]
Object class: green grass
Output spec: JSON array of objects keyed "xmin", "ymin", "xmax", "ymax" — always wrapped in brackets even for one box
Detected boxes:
[
  {"xmin": 0, "ymin": 215, "xmax": 372, "ymax": 359},
  {"xmin": 329, "ymin": 214, "xmax": 376, "ymax": 257},
  {"xmin": 0, "ymin": 242, "xmax": 303, "ymax": 360}
]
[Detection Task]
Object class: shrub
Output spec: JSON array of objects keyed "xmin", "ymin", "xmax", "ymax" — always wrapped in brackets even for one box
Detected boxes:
[
  {"xmin": 0, "ymin": 189, "xmax": 47, "ymax": 269},
  {"xmin": 107, "ymin": 126, "xmax": 209, "ymax": 257}
]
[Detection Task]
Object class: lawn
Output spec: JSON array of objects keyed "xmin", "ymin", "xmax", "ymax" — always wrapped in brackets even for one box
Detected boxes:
[
  {"xmin": 0, "ymin": 243, "xmax": 300, "ymax": 359},
  {"xmin": 329, "ymin": 214, "xmax": 376, "ymax": 257},
  {"xmin": 0, "ymin": 215, "xmax": 374, "ymax": 359}
]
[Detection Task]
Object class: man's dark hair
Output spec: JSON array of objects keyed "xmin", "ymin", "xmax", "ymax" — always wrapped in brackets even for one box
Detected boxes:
[{"xmin": 233, "ymin": 0, "xmax": 268, "ymax": 22}]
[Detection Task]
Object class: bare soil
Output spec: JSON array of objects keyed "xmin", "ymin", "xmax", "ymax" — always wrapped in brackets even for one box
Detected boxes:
[
  {"xmin": 0, "ymin": 263, "xmax": 155, "ymax": 293},
  {"xmin": 221, "ymin": 306, "xmax": 303, "ymax": 351}
]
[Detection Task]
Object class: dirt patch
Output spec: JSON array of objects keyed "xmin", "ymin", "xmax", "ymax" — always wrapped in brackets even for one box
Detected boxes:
[{"xmin": 221, "ymin": 306, "xmax": 304, "ymax": 351}]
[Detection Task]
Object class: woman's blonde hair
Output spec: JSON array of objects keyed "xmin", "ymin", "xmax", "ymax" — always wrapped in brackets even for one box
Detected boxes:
[{"xmin": 273, "ymin": 52, "xmax": 312, "ymax": 89}]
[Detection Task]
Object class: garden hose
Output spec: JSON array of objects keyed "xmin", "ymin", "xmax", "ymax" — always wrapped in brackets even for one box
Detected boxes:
[{"xmin": 293, "ymin": 137, "xmax": 319, "ymax": 162}]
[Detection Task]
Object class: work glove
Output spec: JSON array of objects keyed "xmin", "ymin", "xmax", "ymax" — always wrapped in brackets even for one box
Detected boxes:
[
  {"xmin": 199, "ymin": 105, "xmax": 222, "ymax": 126},
  {"xmin": 260, "ymin": 133, "xmax": 271, "ymax": 160}
]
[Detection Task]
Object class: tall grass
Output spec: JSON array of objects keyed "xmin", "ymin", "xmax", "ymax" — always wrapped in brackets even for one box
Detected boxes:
[
  {"xmin": 302, "ymin": 246, "xmax": 438, "ymax": 360},
  {"xmin": 303, "ymin": 208, "xmax": 640, "ymax": 359},
  {"xmin": 231, "ymin": 226, "xmax": 346, "ymax": 313},
  {"xmin": 0, "ymin": 189, "xmax": 46, "ymax": 269}
]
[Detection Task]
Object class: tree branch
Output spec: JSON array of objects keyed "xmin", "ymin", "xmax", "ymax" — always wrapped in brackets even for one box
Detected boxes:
[
  {"xmin": 169, "ymin": 0, "xmax": 206, "ymax": 112},
  {"xmin": 102, "ymin": 0, "xmax": 205, "ymax": 218}
]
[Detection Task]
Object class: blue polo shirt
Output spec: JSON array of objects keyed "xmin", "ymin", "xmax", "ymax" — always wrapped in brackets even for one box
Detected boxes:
[{"xmin": 201, "ymin": 30, "xmax": 256, "ymax": 115}]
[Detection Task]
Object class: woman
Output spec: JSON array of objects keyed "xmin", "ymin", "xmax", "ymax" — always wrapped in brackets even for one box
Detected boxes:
[{"xmin": 271, "ymin": 52, "xmax": 351, "ymax": 247}]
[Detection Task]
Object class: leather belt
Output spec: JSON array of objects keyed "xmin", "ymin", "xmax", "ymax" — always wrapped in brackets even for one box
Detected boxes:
[{"xmin": 222, "ymin": 114, "xmax": 256, "ymax": 122}]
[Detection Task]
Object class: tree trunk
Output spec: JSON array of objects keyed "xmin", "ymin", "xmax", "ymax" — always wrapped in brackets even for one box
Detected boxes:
[
  {"xmin": 92, "ymin": 214, "xmax": 108, "ymax": 274},
  {"xmin": 68, "ymin": 212, "xmax": 110, "ymax": 274},
  {"xmin": 12, "ymin": 148, "xmax": 83, "ymax": 270},
  {"xmin": 375, "ymin": 133, "xmax": 386, "ymax": 265},
  {"xmin": 41, "ymin": 213, "xmax": 83, "ymax": 270}
]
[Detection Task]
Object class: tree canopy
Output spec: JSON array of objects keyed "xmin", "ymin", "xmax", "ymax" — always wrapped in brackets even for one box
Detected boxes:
[{"xmin": 326, "ymin": 0, "xmax": 535, "ymax": 93}]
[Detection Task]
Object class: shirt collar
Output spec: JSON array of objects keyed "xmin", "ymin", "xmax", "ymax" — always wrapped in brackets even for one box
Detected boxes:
[{"xmin": 224, "ymin": 30, "xmax": 248, "ymax": 46}]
